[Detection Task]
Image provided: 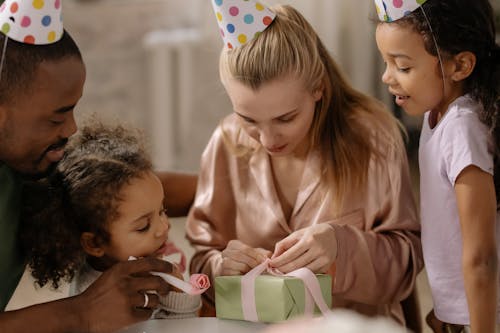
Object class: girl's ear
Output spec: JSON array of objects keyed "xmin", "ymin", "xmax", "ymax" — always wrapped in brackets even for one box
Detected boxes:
[
  {"xmin": 451, "ymin": 51, "xmax": 476, "ymax": 82},
  {"xmin": 80, "ymin": 232, "xmax": 105, "ymax": 257},
  {"xmin": 312, "ymin": 84, "xmax": 324, "ymax": 102}
]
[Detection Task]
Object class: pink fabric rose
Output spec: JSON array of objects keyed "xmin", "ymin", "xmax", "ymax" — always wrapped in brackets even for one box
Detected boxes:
[{"xmin": 189, "ymin": 273, "xmax": 211, "ymax": 290}]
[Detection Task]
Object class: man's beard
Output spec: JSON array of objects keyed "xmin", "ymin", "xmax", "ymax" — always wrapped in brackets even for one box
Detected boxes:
[
  {"xmin": 18, "ymin": 161, "xmax": 59, "ymax": 181},
  {"xmin": 18, "ymin": 138, "xmax": 68, "ymax": 180}
]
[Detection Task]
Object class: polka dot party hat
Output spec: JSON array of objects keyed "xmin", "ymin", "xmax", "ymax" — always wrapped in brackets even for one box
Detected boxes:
[
  {"xmin": 0, "ymin": 0, "xmax": 63, "ymax": 45},
  {"xmin": 374, "ymin": 0, "xmax": 428, "ymax": 22},
  {"xmin": 211, "ymin": 0, "xmax": 276, "ymax": 49}
]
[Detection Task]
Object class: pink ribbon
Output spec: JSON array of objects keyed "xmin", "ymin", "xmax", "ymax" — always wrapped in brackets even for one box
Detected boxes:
[
  {"xmin": 241, "ymin": 259, "xmax": 331, "ymax": 322},
  {"xmin": 152, "ymin": 271, "xmax": 210, "ymax": 295},
  {"xmin": 128, "ymin": 256, "xmax": 210, "ymax": 295}
]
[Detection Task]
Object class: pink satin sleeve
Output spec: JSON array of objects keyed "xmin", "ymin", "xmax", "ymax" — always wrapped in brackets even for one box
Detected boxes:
[
  {"xmin": 327, "ymin": 144, "xmax": 423, "ymax": 321},
  {"xmin": 186, "ymin": 125, "xmax": 237, "ymax": 303}
]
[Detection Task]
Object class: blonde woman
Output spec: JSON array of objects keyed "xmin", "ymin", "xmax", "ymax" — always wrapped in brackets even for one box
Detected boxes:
[{"xmin": 187, "ymin": 3, "xmax": 423, "ymax": 326}]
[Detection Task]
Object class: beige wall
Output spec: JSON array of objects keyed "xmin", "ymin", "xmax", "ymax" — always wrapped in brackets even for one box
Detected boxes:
[{"xmin": 63, "ymin": 0, "xmax": 387, "ymax": 171}]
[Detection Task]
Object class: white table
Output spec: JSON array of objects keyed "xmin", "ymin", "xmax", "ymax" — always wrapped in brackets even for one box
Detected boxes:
[{"xmin": 116, "ymin": 317, "xmax": 268, "ymax": 333}]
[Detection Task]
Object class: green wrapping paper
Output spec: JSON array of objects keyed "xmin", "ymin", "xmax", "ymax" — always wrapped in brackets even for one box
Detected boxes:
[{"xmin": 215, "ymin": 274, "xmax": 332, "ymax": 323}]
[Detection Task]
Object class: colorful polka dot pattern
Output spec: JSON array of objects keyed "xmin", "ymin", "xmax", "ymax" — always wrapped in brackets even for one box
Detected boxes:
[
  {"xmin": 373, "ymin": 0, "xmax": 428, "ymax": 22},
  {"xmin": 0, "ymin": 0, "xmax": 63, "ymax": 45},
  {"xmin": 211, "ymin": 0, "xmax": 275, "ymax": 49}
]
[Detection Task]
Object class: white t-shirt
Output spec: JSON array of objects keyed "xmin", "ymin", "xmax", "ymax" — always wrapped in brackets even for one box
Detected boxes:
[{"xmin": 419, "ymin": 95, "xmax": 500, "ymax": 325}]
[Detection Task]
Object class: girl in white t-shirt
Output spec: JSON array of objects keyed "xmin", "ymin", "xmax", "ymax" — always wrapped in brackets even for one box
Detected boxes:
[{"xmin": 374, "ymin": 0, "xmax": 500, "ymax": 332}]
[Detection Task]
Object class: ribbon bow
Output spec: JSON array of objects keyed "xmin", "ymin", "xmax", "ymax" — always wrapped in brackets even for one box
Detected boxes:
[{"xmin": 241, "ymin": 259, "xmax": 331, "ymax": 322}]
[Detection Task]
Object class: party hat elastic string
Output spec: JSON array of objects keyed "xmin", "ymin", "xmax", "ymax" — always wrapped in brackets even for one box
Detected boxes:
[
  {"xmin": 0, "ymin": 36, "xmax": 7, "ymax": 82},
  {"xmin": 419, "ymin": 6, "xmax": 446, "ymax": 93}
]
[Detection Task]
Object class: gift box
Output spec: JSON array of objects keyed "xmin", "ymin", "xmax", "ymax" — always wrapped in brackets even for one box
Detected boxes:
[{"xmin": 215, "ymin": 274, "xmax": 332, "ymax": 323}]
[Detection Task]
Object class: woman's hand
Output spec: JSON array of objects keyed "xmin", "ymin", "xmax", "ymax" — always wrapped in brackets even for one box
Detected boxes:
[
  {"xmin": 270, "ymin": 224, "xmax": 337, "ymax": 273},
  {"xmin": 219, "ymin": 240, "xmax": 272, "ymax": 276}
]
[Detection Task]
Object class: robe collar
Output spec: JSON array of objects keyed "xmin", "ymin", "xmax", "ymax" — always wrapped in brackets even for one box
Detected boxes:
[{"xmin": 248, "ymin": 147, "xmax": 322, "ymax": 231}]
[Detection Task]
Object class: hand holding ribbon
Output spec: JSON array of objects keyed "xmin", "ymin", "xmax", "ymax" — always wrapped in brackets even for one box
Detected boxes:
[
  {"xmin": 270, "ymin": 224, "xmax": 337, "ymax": 274},
  {"xmin": 128, "ymin": 256, "xmax": 210, "ymax": 295},
  {"xmin": 241, "ymin": 259, "xmax": 331, "ymax": 322},
  {"xmin": 220, "ymin": 239, "xmax": 272, "ymax": 276}
]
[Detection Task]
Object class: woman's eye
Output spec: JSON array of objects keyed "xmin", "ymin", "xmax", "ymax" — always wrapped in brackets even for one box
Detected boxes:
[
  {"xmin": 398, "ymin": 67, "xmax": 410, "ymax": 73},
  {"xmin": 277, "ymin": 116, "xmax": 295, "ymax": 123},
  {"xmin": 242, "ymin": 117, "xmax": 256, "ymax": 124}
]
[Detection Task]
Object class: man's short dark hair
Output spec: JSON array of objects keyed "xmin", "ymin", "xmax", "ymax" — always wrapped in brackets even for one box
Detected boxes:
[{"xmin": 0, "ymin": 30, "xmax": 82, "ymax": 104}]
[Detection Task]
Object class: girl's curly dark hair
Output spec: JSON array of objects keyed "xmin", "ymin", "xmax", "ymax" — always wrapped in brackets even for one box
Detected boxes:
[
  {"xmin": 395, "ymin": 0, "xmax": 500, "ymax": 205},
  {"xmin": 20, "ymin": 120, "xmax": 153, "ymax": 289}
]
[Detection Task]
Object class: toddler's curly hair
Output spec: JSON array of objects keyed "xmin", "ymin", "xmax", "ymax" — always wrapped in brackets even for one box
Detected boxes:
[{"xmin": 20, "ymin": 119, "xmax": 153, "ymax": 289}]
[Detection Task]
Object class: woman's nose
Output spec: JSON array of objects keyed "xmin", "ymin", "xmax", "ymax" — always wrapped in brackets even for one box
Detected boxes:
[{"xmin": 259, "ymin": 126, "xmax": 277, "ymax": 148}]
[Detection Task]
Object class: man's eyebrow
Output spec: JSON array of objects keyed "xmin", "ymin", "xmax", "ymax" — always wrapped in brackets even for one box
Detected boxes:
[{"xmin": 54, "ymin": 105, "xmax": 76, "ymax": 114}]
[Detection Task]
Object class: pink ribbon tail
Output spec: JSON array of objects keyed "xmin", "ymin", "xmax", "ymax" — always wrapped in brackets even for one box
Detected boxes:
[
  {"xmin": 241, "ymin": 260, "xmax": 269, "ymax": 321},
  {"xmin": 285, "ymin": 268, "xmax": 331, "ymax": 315},
  {"xmin": 152, "ymin": 271, "xmax": 210, "ymax": 295}
]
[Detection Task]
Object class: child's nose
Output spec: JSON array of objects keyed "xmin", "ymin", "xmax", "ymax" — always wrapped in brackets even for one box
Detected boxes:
[
  {"xmin": 155, "ymin": 215, "xmax": 170, "ymax": 238},
  {"xmin": 381, "ymin": 66, "xmax": 394, "ymax": 85}
]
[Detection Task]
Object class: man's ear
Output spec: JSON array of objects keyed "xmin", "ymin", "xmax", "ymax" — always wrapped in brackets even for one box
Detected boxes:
[
  {"xmin": 80, "ymin": 232, "xmax": 105, "ymax": 257},
  {"xmin": 450, "ymin": 51, "xmax": 476, "ymax": 82}
]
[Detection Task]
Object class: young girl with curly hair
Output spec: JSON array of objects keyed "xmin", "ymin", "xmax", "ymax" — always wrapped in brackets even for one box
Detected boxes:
[{"xmin": 21, "ymin": 121, "xmax": 204, "ymax": 319}]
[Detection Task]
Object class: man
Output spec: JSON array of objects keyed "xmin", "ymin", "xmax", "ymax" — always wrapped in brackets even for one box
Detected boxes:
[{"xmin": 0, "ymin": 1, "xmax": 196, "ymax": 331}]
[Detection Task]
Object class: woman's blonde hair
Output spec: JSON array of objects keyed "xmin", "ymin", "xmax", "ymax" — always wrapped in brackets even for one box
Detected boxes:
[{"xmin": 220, "ymin": 4, "xmax": 404, "ymax": 210}]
